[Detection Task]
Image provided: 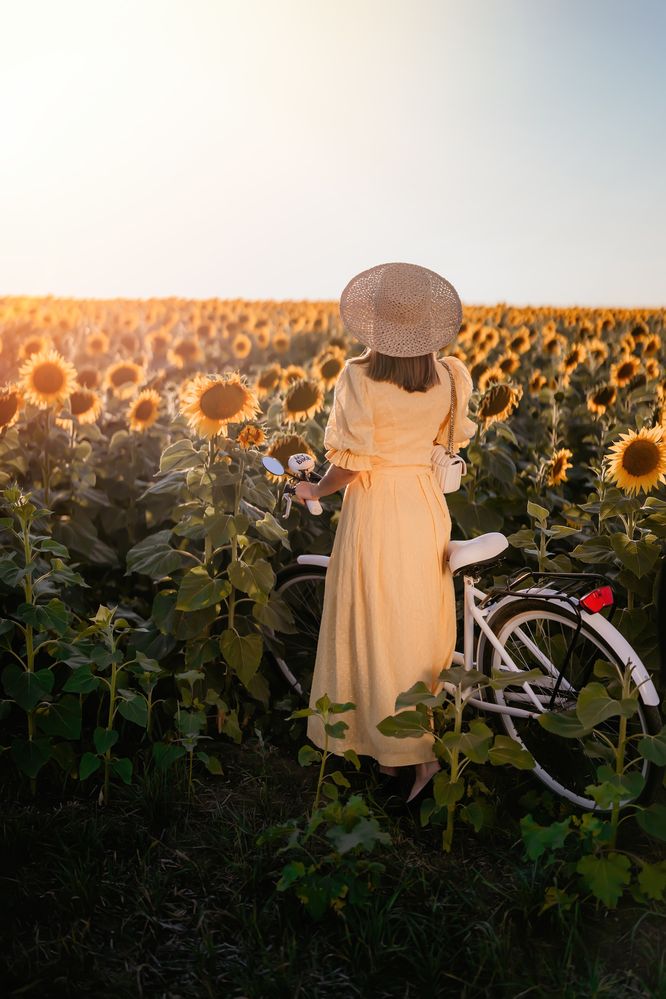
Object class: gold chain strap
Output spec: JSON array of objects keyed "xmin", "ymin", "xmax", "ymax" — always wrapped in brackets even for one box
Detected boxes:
[{"xmin": 435, "ymin": 361, "xmax": 456, "ymax": 454}]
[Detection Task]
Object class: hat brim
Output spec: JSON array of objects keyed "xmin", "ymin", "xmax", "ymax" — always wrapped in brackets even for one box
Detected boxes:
[{"xmin": 339, "ymin": 261, "xmax": 462, "ymax": 357}]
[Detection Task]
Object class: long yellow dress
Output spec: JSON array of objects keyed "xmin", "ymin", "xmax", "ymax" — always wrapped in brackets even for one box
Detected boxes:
[{"xmin": 306, "ymin": 355, "xmax": 477, "ymax": 766}]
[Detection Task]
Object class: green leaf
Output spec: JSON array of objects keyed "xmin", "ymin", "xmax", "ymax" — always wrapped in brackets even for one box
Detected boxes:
[
  {"xmin": 227, "ymin": 558, "xmax": 275, "ymax": 599},
  {"xmin": 610, "ymin": 534, "xmax": 659, "ymax": 579},
  {"xmin": 2, "ymin": 665, "xmax": 54, "ymax": 711},
  {"xmin": 343, "ymin": 749, "xmax": 361, "ymax": 770},
  {"xmin": 575, "ymin": 682, "xmax": 635, "ymax": 728},
  {"xmin": 488, "ymin": 734, "xmax": 535, "ymax": 769},
  {"xmin": 93, "ymin": 726, "xmax": 119, "ymax": 755},
  {"xmin": 175, "ymin": 566, "xmax": 231, "ymax": 611},
  {"xmin": 324, "ymin": 720, "xmax": 348, "ymax": 739},
  {"xmin": 276, "ymin": 861, "xmax": 306, "ymax": 890},
  {"xmin": 159, "ymin": 438, "xmax": 202, "ymax": 473},
  {"xmin": 62, "ymin": 666, "xmax": 101, "ymax": 694},
  {"xmin": 394, "ymin": 681, "xmax": 440, "ymax": 709},
  {"xmin": 79, "ymin": 752, "xmax": 102, "ymax": 780},
  {"xmin": 219, "ymin": 628, "xmax": 264, "ymax": 688},
  {"xmin": 527, "ymin": 500, "xmax": 550, "ymax": 523},
  {"xmin": 637, "ymin": 860, "xmax": 666, "ymax": 901},
  {"xmin": 635, "ymin": 803, "xmax": 666, "ymax": 842},
  {"xmin": 111, "ymin": 757, "xmax": 133, "ymax": 785},
  {"xmin": 537, "ymin": 709, "xmax": 594, "ymax": 738},
  {"xmin": 35, "ymin": 695, "xmax": 82, "ymax": 740},
  {"xmin": 458, "ymin": 719, "xmax": 494, "ymax": 763},
  {"xmin": 433, "ymin": 773, "xmax": 465, "ymax": 807},
  {"xmin": 505, "ymin": 527, "xmax": 536, "ymax": 550},
  {"xmin": 125, "ymin": 530, "xmax": 193, "ymax": 580},
  {"xmin": 520, "ymin": 813, "xmax": 573, "ymax": 860},
  {"xmin": 117, "ymin": 691, "xmax": 148, "ymax": 728},
  {"xmin": 326, "ymin": 816, "xmax": 391, "ymax": 854},
  {"xmin": 11, "ymin": 736, "xmax": 52, "ymax": 777},
  {"xmin": 571, "ymin": 535, "xmax": 614, "ymax": 565},
  {"xmin": 637, "ymin": 725, "xmax": 666, "ymax": 765},
  {"xmin": 152, "ymin": 741, "xmax": 187, "ymax": 770},
  {"xmin": 15, "ymin": 599, "xmax": 70, "ymax": 636},
  {"xmin": 584, "ymin": 767, "xmax": 645, "ymax": 808},
  {"xmin": 576, "ymin": 853, "xmax": 631, "ymax": 908},
  {"xmin": 297, "ymin": 744, "xmax": 322, "ymax": 766},
  {"xmin": 253, "ymin": 510, "xmax": 290, "ymax": 543},
  {"xmin": 252, "ymin": 591, "xmax": 298, "ymax": 633},
  {"xmin": 375, "ymin": 710, "xmax": 431, "ymax": 739}
]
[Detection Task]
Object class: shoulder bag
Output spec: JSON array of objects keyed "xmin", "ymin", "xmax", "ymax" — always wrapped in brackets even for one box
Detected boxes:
[{"xmin": 431, "ymin": 361, "xmax": 467, "ymax": 493}]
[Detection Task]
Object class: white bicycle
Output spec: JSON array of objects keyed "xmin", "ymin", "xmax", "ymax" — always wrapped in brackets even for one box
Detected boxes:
[{"xmin": 261, "ymin": 454, "xmax": 664, "ymax": 812}]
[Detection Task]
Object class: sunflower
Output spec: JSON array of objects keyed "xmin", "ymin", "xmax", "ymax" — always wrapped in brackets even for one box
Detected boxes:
[
  {"xmin": 585, "ymin": 337, "xmax": 609, "ymax": 366},
  {"xmin": 18, "ymin": 333, "xmax": 52, "ymax": 361},
  {"xmin": 168, "ymin": 336, "xmax": 203, "ymax": 369},
  {"xmin": 253, "ymin": 363, "xmax": 282, "ymax": 398},
  {"xmin": 147, "ymin": 329, "xmax": 171, "ymax": 358},
  {"xmin": 542, "ymin": 332, "xmax": 566, "ymax": 356},
  {"xmin": 104, "ymin": 360, "xmax": 145, "ymax": 399},
  {"xmin": 180, "ymin": 371, "xmax": 261, "ymax": 438},
  {"xmin": 127, "ymin": 389, "xmax": 161, "ymax": 432},
  {"xmin": 609, "ymin": 354, "xmax": 641, "ymax": 388},
  {"xmin": 77, "ymin": 366, "xmax": 101, "ymax": 389},
  {"xmin": 237, "ymin": 423, "xmax": 267, "ymax": 449},
  {"xmin": 313, "ymin": 348, "xmax": 346, "ymax": 389},
  {"xmin": 547, "ymin": 448, "xmax": 574, "ymax": 486},
  {"xmin": 477, "ymin": 364, "xmax": 505, "ymax": 393},
  {"xmin": 528, "ymin": 370, "xmax": 548, "ymax": 394},
  {"xmin": 562, "ymin": 344, "xmax": 587, "ymax": 374},
  {"xmin": 272, "ymin": 330, "xmax": 291, "ymax": 354},
  {"xmin": 252, "ymin": 326, "xmax": 272, "ymax": 349},
  {"xmin": 19, "ymin": 348, "xmax": 78, "ymax": 409},
  {"xmin": 85, "ymin": 331, "xmax": 110, "ymax": 356},
  {"xmin": 281, "ymin": 364, "xmax": 308, "ymax": 388},
  {"xmin": 643, "ymin": 335, "xmax": 662, "ymax": 359},
  {"xmin": 586, "ymin": 382, "xmax": 617, "ymax": 415},
  {"xmin": 477, "ymin": 381, "xmax": 522, "ymax": 428},
  {"xmin": 605, "ymin": 425, "xmax": 666, "ymax": 496},
  {"xmin": 282, "ymin": 377, "xmax": 326, "ymax": 423},
  {"xmin": 265, "ymin": 432, "xmax": 315, "ymax": 481},
  {"xmin": 645, "ymin": 358, "xmax": 661, "ymax": 381},
  {"xmin": 0, "ymin": 383, "xmax": 23, "ymax": 430},
  {"xmin": 496, "ymin": 351, "xmax": 521, "ymax": 377},
  {"xmin": 68, "ymin": 388, "xmax": 103, "ymax": 425},
  {"xmin": 231, "ymin": 332, "xmax": 253, "ymax": 360}
]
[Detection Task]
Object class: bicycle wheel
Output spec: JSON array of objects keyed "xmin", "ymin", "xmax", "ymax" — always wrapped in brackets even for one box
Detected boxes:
[
  {"xmin": 263, "ymin": 562, "xmax": 327, "ymax": 703},
  {"xmin": 478, "ymin": 596, "xmax": 663, "ymax": 810}
]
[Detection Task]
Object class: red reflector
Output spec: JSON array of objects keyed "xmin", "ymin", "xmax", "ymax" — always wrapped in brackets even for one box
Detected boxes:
[{"xmin": 580, "ymin": 585, "xmax": 614, "ymax": 613}]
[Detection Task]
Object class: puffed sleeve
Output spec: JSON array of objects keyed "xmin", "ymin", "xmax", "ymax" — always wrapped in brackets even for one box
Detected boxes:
[
  {"xmin": 434, "ymin": 356, "xmax": 477, "ymax": 451},
  {"xmin": 323, "ymin": 361, "xmax": 375, "ymax": 471}
]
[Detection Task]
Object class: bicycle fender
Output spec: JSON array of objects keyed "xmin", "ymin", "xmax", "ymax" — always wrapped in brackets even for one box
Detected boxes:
[{"xmin": 484, "ymin": 587, "xmax": 661, "ymax": 707}]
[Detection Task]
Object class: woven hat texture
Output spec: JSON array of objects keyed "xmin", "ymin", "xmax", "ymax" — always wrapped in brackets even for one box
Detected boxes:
[{"xmin": 339, "ymin": 261, "xmax": 462, "ymax": 358}]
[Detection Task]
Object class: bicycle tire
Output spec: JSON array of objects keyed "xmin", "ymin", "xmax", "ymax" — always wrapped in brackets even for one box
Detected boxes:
[
  {"xmin": 477, "ymin": 595, "xmax": 663, "ymax": 811},
  {"xmin": 263, "ymin": 562, "xmax": 328, "ymax": 703}
]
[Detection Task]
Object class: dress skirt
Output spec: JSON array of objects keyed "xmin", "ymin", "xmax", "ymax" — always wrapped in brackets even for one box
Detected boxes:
[{"xmin": 306, "ymin": 462, "xmax": 457, "ymax": 766}]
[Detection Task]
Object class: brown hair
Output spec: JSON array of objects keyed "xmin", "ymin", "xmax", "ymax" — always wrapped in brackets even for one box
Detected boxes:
[{"xmin": 349, "ymin": 347, "xmax": 441, "ymax": 393}]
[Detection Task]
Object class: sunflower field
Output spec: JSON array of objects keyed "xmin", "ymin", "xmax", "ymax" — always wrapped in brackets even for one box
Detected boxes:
[
  {"xmin": 0, "ymin": 295, "xmax": 664, "ymax": 800},
  {"xmin": 2, "ymin": 295, "xmax": 666, "ymax": 993}
]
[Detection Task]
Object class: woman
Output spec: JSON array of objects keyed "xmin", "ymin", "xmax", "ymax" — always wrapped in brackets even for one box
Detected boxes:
[{"xmin": 293, "ymin": 262, "xmax": 476, "ymax": 807}]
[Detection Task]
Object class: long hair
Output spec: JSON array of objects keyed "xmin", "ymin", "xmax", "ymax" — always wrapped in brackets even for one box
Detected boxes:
[{"xmin": 349, "ymin": 347, "xmax": 441, "ymax": 393}]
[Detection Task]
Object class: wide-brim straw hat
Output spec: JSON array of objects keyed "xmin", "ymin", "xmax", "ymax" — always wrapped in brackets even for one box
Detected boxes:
[{"xmin": 339, "ymin": 261, "xmax": 462, "ymax": 358}]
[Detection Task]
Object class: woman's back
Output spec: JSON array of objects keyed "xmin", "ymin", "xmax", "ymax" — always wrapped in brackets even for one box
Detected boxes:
[{"xmin": 323, "ymin": 355, "xmax": 477, "ymax": 471}]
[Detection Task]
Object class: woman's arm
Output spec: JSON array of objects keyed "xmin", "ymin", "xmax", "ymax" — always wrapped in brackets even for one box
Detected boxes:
[{"xmin": 315, "ymin": 462, "xmax": 360, "ymax": 498}]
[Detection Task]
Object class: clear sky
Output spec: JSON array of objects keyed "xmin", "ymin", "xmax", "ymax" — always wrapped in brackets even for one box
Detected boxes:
[{"xmin": 1, "ymin": 0, "xmax": 664, "ymax": 307}]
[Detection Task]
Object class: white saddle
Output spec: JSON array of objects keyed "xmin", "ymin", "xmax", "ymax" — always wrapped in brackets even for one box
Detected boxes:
[{"xmin": 447, "ymin": 532, "xmax": 509, "ymax": 575}]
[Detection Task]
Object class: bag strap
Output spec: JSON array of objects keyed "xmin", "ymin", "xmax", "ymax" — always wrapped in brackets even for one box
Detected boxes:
[{"xmin": 434, "ymin": 361, "xmax": 457, "ymax": 454}]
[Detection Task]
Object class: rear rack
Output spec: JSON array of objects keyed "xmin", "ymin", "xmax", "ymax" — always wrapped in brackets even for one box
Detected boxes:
[{"xmin": 477, "ymin": 567, "xmax": 618, "ymax": 708}]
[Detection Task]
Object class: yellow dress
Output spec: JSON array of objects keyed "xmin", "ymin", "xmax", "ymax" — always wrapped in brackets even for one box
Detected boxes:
[{"xmin": 306, "ymin": 355, "xmax": 477, "ymax": 766}]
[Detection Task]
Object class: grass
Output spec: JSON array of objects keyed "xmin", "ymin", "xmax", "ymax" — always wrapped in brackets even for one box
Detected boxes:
[{"xmin": 1, "ymin": 729, "xmax": 665, "ymax": 999}]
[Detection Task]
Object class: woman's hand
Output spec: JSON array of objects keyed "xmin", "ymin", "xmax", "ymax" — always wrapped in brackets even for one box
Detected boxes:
[{"xmin": 293, "ymin": 480, "xmax": 320, "ymax": 505}]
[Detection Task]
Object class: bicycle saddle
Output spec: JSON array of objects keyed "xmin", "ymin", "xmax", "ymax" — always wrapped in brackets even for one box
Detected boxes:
[{"xmin": 447, "ymin": 532, "xmax": 509, "ymax": 577}]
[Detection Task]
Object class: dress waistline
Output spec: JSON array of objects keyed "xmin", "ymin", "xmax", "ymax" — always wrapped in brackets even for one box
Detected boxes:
[{"xmin": 353, "ymin": 462, "xmax": 434, "ymax": 492}]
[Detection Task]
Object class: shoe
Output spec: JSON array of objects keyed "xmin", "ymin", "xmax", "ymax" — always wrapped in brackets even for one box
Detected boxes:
[{"xmin": 403, "ymin": 767, "xmax": 440, "ymax": 811}]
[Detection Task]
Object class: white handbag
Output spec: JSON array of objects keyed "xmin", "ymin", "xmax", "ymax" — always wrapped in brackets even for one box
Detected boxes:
[{"xmin": 431, "ymin": 361, "xmax": 467, "ymax": 494}]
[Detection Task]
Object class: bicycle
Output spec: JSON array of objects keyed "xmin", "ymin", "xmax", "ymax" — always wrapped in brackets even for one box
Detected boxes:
[{"xmin": 260, "ymin": 453, "xmax": 664, "ymax": 812}]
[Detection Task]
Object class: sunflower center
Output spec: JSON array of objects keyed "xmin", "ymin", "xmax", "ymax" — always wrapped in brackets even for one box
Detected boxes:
[
  {"xmin": 33, "ymin": 362, "xmax": 65, "ymax": 394},
  {"xmin": 134, "ymin": 399, "xmax": 155, "ymax": 421},
  {"xmin": 622, "ymin": 439, "xmax": 659, "ymax": 477},
  {"xmin": 481, "ymin": 384, "xmax": 512, "ymax": 417},
  {"xmin": 111, "ymin": 365, "xmax": 139, "ymax": 385},
  {"xmin": 320, "ymin": 358, "xmax": 342, "ymax": 379},
  {"xmin": 70, "ymin": 391, "xmax": 94, "ymax": 415},
  {"xmin": 200, "ymin": 381, "xmax": 248, "ymax": 421},
  {"xmin": 0, "ymin": 394, "xmax": 18, "ymax": 425},
  {"xmin": 286, "ymin": 383, "xmax": 319, "ymax": 412},
  {"xmin": 593, "ymin": 386, "xmax": 615, "ymax": 406},
  {"xmin": 617, "ymin": 362, "xmax": 634, "ymax": 381}
]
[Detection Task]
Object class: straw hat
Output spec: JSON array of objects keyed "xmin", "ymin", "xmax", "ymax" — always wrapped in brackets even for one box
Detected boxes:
[{"xmin": 339, "ymin": 262, "xmax": 463, "ymax": 358}]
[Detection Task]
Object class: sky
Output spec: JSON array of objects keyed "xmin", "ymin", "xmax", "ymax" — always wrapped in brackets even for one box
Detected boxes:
[{"xmin": 1, "ymin": 0, "xmax": 664, "ymax": 308}]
